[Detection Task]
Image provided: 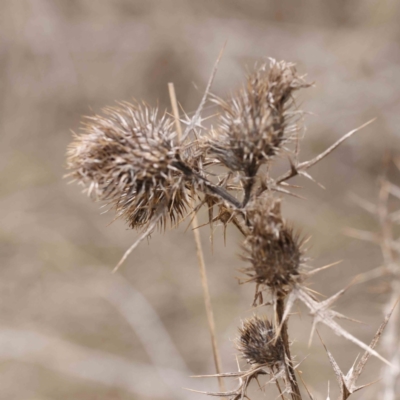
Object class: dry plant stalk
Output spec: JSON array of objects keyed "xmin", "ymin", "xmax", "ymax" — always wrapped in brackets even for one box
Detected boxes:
[
  {"xmin": 168, "ymin": 82, "xmax": 225, "ymax": 393},
  {"xmin": 66, "ymin": 56, "xmax": 396, "ymax": 399},
  {"xmin": 347, "ymin": 161, "xmax": 400, "ymax": 400}
]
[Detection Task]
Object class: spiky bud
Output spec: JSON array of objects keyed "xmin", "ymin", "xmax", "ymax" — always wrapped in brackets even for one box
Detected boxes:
[
  {"xmin": 206, "ymin": 59, "xmax": 311, "ymax": 174},
  {"xmin": 236, "ymin": 315, "xmax": 284, "ymax": 366},
  {"xmin": 242, "ymin": 198, "xmax": 303, "ymax": 294},
  {"xmin": 66, "ymin": 102, "xmax": 190, "ymax": 230}
]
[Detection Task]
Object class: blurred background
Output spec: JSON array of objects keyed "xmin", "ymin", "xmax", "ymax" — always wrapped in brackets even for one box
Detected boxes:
[{"xmin": 1, "ymin": 1, "xmax": 400, "ymax": 399}]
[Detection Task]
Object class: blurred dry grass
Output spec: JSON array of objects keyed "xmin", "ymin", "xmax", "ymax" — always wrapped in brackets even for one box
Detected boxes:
[{"xmin": 1, "ymin": 1, "xmax": 400, "ymax": 399}]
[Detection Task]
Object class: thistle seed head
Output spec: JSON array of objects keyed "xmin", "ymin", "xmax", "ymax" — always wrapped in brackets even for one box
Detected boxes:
[
  {"xmin": 242, "ymin": 197, "xmax": 303, "ymax": 294},
  {"xmin": 236, "ymin": 315, "xmax": 284, "ymax": 366},
  {"xmin": 206, "ymin": 59, "xmax": 311, "ymax": 174},
  {"xmin": 66, "ymin": 102, "xmax": 190, "ymax": 230}
]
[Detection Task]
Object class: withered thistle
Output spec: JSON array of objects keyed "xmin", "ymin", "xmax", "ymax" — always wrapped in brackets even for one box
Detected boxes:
[
  {"xmin": 205, "ymin": 60, "xmax": 310, "ymax": 176},
  {"xmin": 66, "ymin": 55, "xmax": 392, "ymax": 400},
  {"xmin": 236, "ymin": 315, "xmax": 284, "ymax": 367},
  {"xmin": 242, "ymin": 197, "xmax": 304, "ymax": 303},
  {"xmin": 66, "ymin": 102, "xmax": 192, "ymax": 230}
]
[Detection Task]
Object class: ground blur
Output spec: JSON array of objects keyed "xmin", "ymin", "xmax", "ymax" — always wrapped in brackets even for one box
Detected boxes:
[{"xmin": 1, "ymin": 1, "xmax": 400, "ymax": 399}]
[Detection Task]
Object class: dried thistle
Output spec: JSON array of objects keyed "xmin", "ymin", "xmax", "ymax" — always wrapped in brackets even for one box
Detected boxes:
[
  {"xmin": 241, "ymin": 197, "xmax": 304, "ymax": 302},
  {"xmin": 191, "ymin": 315, "xmax": 291, "ymax": 399},
  {"xmin": 205, "ymin": 59, "xmax": 311, "ymax": 175},
  {"xmin": 65, "ymin": 54, "xmax": 388, "ymax": 400},
  {"xmin": 236, "ymin": 315, "xmax": 284, "ymax": 367},
  {"xmin": 66, "ymin": 102, "xmax": 191, "ymax": 231}
]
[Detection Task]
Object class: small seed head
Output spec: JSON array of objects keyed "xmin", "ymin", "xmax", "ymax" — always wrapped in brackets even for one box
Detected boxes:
[
  {"xmin": 236, "ymin": 315, "xmax": 284, "ymax": 366},
  {"xmin": 242, "ymin": 198, "xmax": 303, "ymax": 293}
]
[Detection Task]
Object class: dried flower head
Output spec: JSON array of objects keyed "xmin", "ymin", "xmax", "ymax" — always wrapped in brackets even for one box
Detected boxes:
[
  {"xmin": 66, "ymin": 102, "xmax": 190, "ymax": 230},
  {"xmin": 242, "ymin": 197, "xmax": 303, "ymax": 296},
  {"xmin": 206, "ymin": 59, "xmax": 311, "ymax": 174},
  {"xmin": 236, "ymin": 315, "xmax": 284, "ymax": 367}
]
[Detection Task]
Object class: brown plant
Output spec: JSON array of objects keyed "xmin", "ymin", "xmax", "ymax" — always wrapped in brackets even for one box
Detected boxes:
[
  {"xmin": 236, "ymin": 315, "xmax": 285, "ymax": 367},
  {"xmin": 241, "ymin": 197, "xmax": 305, "ymax": 304},
  {"xmin": 66, "ymin": 56, "xmax": 395, "ymax": 400},
  {"xmin": 66, "ymin": 102, "xmax": 191, "ymax": 231}
]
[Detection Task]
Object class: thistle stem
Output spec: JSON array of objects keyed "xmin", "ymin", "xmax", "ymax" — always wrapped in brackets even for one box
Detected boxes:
[
  {"xmin": 173, "ymin": 161, "xmax": 242, "ymax": 209},
  {"xmin": 242, "ymin": 174, "xmax": 256, "ymax": 208},
  {"xmin": 276, "ymin": 297, "xmax": 302, "ymax": 400}
]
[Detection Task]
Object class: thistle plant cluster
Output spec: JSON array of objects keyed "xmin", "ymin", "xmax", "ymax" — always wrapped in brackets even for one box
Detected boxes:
[{"xmin": 66, "ymin": 57, "xmax": 395, "ymax": 399}]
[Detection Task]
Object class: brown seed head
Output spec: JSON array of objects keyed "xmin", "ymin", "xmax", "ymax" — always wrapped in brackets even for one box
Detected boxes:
[
  {"xmin": 66, "ymin": 102, "xmax": 190, "ymax": 230},
  {"xmin": 242, "ymin": 197, "xmax": 303, "ymax": 294},
  {"xmin": 236, "ymin": 315, "xmax": 284, "ymax": 366},
  {"xmin": 206, "ymin": 59, "xmax": 311, "ymax": 174}
]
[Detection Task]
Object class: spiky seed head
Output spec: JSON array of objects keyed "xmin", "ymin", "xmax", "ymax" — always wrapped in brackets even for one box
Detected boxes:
[
  {"xmin": 66, "ymin": 102, "xmax": 190, "ymax": 230},
  {"xmin": 236, "ymin": 315, "xmax": 284, "ymax": 366},
  {"xmin": 206, "ymin": 59, "xmax": 311, "ymax": 174},
  {"xmin": 242, "ymin": 197, "xmax": 303, "ymax": 294}
]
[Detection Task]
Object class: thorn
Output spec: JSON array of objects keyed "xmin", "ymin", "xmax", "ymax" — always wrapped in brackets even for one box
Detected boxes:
[
  {"xmin": 280, "ymin": 182, "xmax": 302, "ymax": 189},
  {"xmin": 274, "ymin": 186, "xmax": 306, "ymax": 199},
  {"xmin": 112, "ymin": 212, "xmax": 162, "ymax": 273},
  {"xmin": 309, "ymin": 317, "xmax": 318, "ymax": 347},
  {"xmin": 181, "ymin": 44, "xmax": 226, "ymax": 141},
  {"xmin": 276, "ymin": 120, "xmax": 376, "ymax": 185},
  {"xmin": 307, "ymin": 260, "xmax": 343, "ymax": 276},
  {"xmin": 299, "ymin": 119, "xmax": 376, "ymax": 171},
  {"xmin": 303, "ymin": 286, "xmax": 325, "ymax": 298},
  {"xmin": 331, "ymin": 310, "xmax": 364, "ymax": 325},
  {"xmin": 298, "ymin": 370, "xmax": 315, "ymax": 400},
  {"xmin": 319, "ymin": 286, "xmax": 349, "ymax": 310},
  {"xmin": 275, "ymin": 289, "xmax": 299, "ymax": 339},
  {"xmin": 299, "ymin": 170, "xmax": 325, "ymax": 190},
  {"xmin": 352, "ymin": 298, "xmax": 399, "ymax": 381},
  {"xmin": 183, "ymin": 387, "xmax": 233, "ymax": 396}
]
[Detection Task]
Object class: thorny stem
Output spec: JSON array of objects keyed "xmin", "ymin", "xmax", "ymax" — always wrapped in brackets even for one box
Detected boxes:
[
  {"xmin": 256, "ymin": 118, "xmax": 377, "ymax": 197},
  {"xmin": 241, "ymin": 162, "xmax": 258, "ymax": 208},
  {"xmin": 181, "ymin": 120, "xmax": 375, "ymax": 216},
  {"xmin": 231, "ymin": 215, "xmax": 248, "ymax": 236},
  {"xmin": 174, "ymin": 160, "xmax": 242, "ymax": 209},
  {"xmin": 242, "ymin": 172, "xmax": 256, "ymax": 208},
  {"xmin": 203, "ymin": 178, "xmax": 242, "ymax": 209},
  {"xmin": 276, "ymin": 297, "xmax": 303, "ymax": 400}
]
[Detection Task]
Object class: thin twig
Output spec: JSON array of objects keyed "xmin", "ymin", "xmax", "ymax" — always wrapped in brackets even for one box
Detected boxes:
[
  {"xmin": 168, "ymin": 83, "xmax": 183, "ymax": 139},
  {"xmin": 169, "ymin": 82, "xmax": 225, "ymax": 392},
  {"xmin": 192, "ymin": 222, "xmax": 226, "ymax": 392}
]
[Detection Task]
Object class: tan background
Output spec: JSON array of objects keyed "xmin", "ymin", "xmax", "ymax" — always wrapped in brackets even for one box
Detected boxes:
[{"xmin": 1, "ymin": 1, "xmax": 400, "ymax": 399}]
